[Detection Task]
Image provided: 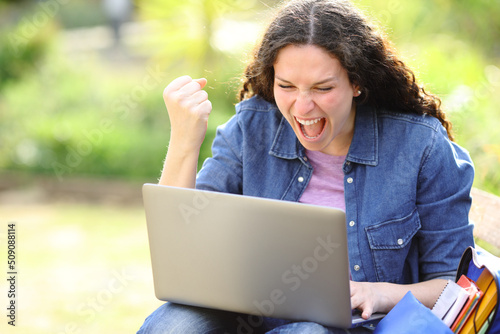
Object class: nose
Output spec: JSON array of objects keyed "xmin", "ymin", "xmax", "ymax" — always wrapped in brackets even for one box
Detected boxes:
[{"xmin": 294, "ymin": 92, "xmax": 314, "ymax": 116}]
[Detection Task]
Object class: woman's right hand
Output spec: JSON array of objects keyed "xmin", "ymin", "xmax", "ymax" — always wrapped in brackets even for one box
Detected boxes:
[
  {"xmin": 158, "ymin": 75, "xmax": 212, "ymax": 188},
  {"xmin": 162, "ymin": 75, "xmax": 212, "ymax": 151}
]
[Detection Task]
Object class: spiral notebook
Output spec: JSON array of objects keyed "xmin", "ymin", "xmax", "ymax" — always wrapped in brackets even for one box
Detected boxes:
[{"xmin": 432, "ymin": 280, "xmax": 470, "ymax": 327}]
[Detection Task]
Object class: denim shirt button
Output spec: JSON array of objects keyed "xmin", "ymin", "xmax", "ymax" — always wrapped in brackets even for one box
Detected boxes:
[
  {"xmin": 354, "ymin": 265, "xmax": 360, "ymax": 271},
  {"xmin": 297, "ymin": 176, "xmax": 304, "ymax": 183},
  {"xmin": 349, "ymin": 221, "xmax": 355, "ymax": 227},
  {"xmin": 397, "ymin": 238, "xmax": 404, "ymax": 245},
  {"xmin": 347, "ymin": 177, "xmax": 353, "ymax": 184},
  {"xmin": 303, "ymin": 156, "xmax": 308, "ymax": 162}
]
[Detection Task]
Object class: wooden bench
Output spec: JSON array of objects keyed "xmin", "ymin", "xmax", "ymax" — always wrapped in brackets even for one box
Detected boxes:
[{"xmin": 470, "ymin": 187, "xmax": 500, "ymax": 253}]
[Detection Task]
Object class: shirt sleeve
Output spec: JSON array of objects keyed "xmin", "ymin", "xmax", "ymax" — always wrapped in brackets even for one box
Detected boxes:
[
  {"xmin": 195, "ymin": 114, "xmax": 244, "ymax": 194},
  {"xmin": 422, "ymin": 270, "xmax": 457, "ymax": 281},
  {"xmin": 415, "ymin": 125, "xmax": 475, "ymax": 281}
]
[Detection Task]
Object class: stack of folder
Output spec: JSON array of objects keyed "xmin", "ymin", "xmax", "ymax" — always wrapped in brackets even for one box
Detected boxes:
[{"xmin": 431, "ymin": 269, "xmax": 497, "ymax": 333}]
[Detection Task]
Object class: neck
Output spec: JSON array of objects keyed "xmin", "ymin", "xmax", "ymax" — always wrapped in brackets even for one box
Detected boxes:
[{"xmin": 320, "ymin": 104, "xmax": 356, "ymax": 156}]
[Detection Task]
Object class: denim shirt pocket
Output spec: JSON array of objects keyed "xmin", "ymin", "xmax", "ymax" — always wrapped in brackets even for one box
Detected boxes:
[{"xmin": 365, "ymin": 209, "xmax": 421, "ymax": 283}]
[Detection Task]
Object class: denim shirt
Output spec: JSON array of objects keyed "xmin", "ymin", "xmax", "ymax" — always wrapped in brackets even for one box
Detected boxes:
[{"xmin": 196, "ymin": 95, "xmax": 475, "ymax": 284}]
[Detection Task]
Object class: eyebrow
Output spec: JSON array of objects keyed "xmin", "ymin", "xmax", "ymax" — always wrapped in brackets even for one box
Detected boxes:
[{"xmin": 274, "ymin": 75, "xmax": 338, "ymax": 85}]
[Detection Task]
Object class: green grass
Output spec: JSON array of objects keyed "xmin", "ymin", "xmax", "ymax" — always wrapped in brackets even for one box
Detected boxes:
[{"xmin": 0, "ymin": 202, "xmax": 163, "ymax": 333}]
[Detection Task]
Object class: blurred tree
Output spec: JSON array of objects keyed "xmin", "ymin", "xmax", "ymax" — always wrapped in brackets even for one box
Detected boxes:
[
  {"xmin": 0, "ymin": 5, "xmax": 53, "ymax": 89},
  {"xmin": 440, "ymin": 0, "xmax": 500, "ymax": 58},
  {"xmin": 135, "ymin": 0, "xmax": 276, "ymax": 78},
  {"xmin": 0, "ymin": 0, "xmax": 29, "ymax": 4},
  {"xmin": 355, "ymin": 0, "xmax": 499, "ymax": 55},
  {"xmin": 0, "ymin": 0, "xmax": 498, "ymax": 193},
  {"xmin": 135, "ymin": 0, "xmax": 278, "ymax": 168}
]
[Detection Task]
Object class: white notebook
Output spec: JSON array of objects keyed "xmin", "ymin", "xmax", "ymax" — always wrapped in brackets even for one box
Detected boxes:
[{"xmin": 431, "ymin": 279, "xmax": 468, "ymax": 325}]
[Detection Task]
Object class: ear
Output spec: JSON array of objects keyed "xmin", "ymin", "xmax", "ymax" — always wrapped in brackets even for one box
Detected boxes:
[{"xmin": 353, "ymin": 84, "xmax": 362, "ymax": 97}]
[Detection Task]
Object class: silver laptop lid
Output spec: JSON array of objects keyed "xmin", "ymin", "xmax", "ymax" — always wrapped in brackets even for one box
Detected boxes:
[{"xmin": 143, "ymin": 184, "xmax": 353, "ymax": 328}]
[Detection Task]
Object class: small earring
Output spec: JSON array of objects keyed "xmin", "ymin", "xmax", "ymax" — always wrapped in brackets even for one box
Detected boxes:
[{"xmin": 357, "ymin": 90, "xmax": 362, "ymax": 95}]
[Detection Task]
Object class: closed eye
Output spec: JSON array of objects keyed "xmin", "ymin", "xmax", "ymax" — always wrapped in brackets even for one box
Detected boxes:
[
  {"xmin": 278, "ymin": 84, "xmax": 294, "ymax": 89},
  {"xmin": 316, "ymin": 87, "xmax": 333, "ymax": 92}
]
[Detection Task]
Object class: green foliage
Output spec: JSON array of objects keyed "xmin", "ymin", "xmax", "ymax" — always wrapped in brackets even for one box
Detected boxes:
[
  {"xmin": 353, "ymin": 0, "xmax": 500, "ymax": 195},
  {"xmin": 0, "ymin": 0, "xmax": 499, "ymax": 195},
  {"xmin": 135, "ymin": 0, "xmax": 267, "ymax": 74},
  {"xmin": 0, "ymin": 18, "xmax": 52, "ymax": 89},
  {"xmin": 0, "ymin": 40, "xmax": 240, "ymax": 181},
  {"xmin": 134, "ymin": 0, "xmax": 272, "ymax": 168},
  {"xmin": 1, "ymin": 44, "xmax": 164, "ymax": 181},
  {"xmin": 57, "ymin": 1, "xmax": 108, "ymax": 29}
]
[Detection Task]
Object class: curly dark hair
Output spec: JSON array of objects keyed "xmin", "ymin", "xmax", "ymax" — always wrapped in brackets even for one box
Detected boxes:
[{"xmin": 239, "ymin": 0, "xmax": 454, "ymax": 140}]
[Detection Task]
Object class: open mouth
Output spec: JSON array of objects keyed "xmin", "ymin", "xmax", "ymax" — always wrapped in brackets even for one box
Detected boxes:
[{"xmin": 295, "ymin": 117, "xmax": 326, "ymax": 140}]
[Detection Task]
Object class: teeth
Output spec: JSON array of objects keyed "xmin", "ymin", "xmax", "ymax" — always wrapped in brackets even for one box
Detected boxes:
[
  {"xmin": 296, "ymin": 117, "xmax": 323, "ymax": 126},
  {"xmin": 302, "ymin": 128, "xmax": 320, "ymax": 139}
]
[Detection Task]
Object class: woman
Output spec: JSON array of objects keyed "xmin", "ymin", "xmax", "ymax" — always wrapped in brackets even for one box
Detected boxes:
[{"xmin": 138, "ymin": 0, "xmax": 474, "ymax": 332}]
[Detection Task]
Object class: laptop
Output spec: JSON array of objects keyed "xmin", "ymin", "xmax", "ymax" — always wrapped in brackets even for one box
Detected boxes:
[{"xmin": 142, "ymin": 183, "xmax": 384, "ymax": 329}]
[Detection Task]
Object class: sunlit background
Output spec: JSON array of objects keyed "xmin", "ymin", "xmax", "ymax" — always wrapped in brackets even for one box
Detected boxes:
[{"xmin": 0, "ymin": 0, "xmax": 499, "ymax": 333}]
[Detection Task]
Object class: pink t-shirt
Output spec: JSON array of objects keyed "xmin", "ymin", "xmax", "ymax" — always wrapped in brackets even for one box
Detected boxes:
[{"xmin": 299, "ymin": 150, "xmax": 346, "ymax": 211}]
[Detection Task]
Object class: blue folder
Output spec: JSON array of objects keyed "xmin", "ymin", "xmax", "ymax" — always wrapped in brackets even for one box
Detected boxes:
[{"xmin": 374, "ymin": 291, "xmax": 453, "ymax": 334}]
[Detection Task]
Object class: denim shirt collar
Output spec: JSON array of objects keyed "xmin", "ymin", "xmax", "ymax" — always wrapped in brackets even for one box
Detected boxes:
[{"xmin": 269, "ymin": 104, "xmax": 378, "ymax": 167}]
